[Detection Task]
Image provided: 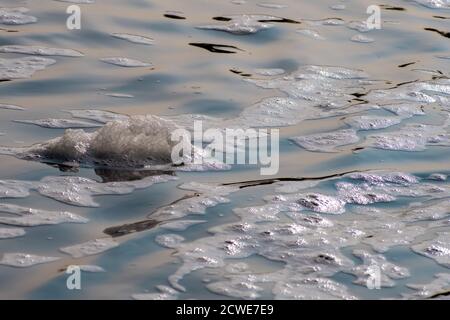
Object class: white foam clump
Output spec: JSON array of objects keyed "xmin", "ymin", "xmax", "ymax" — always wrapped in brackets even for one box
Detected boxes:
[
  {"xmin": 0, "ymin": 45, "xmax": 83, "ymax": 57},
  {"xmin": 111, "ymin": 33, "xmax": 154, "ymax": 45},
  {"xmin": 366, "ymin": 123, "xmax": 450, "ymax": 151},
  {"xmin": 103, "ymin": 93, "xmax": 134, "ymax": 99},
  {"xmin": 79, "ymin": 265, "xmax": 105, "ymax": 272},
  {"xmin": 347, "ymin": 21, "xmax": 372, "ymax": 33},
  {"xmin": 151, "ymin": 182, "xmax": 238, "ymax": 221},
  {"xmin": 290, "ymin": 129, "xmax": 359, "ymax": 152},
  {"xmin": 132, "ymin": 286, "xmax": 179, "ymax": 300},
  {"xmin": 155, "ymin": 234, "xmax": 185, "ymax": 248},
  {"xmin": 381, "ymin": 102, "xmax": 425, "ymax": 118},
  {"xmin": 161, "ymin": 220, "xmax": 206, "ymax": 231},
  {"xmin": 428, "ymin": 173, "xmax": 447, "ymax": 181},
  {"xmin": 3, "ymin": 114, "xmax": 228, "ymax": 171},
  {"xmin": 344, "ymin": 115, "xmax": 402, "ymax": 131},
  {"xmin": 412, "ymin": 0, "xmax": 450, "ymax": 9},
  {"xmin": 243, "ymin": 65, "xmax": 372, "ymax": 127},
  {"xmin": 155, "ymin": 170, "xmax": 450, "ymax": 298},
  {"xmin": 0, "ymin": 104, "xmax": 26, "ymax": 111},
  {"xmin": 60, "ymin": 238, "xmax": 119, "ymax": 258},
  {"xmin": 330, "ymin": 4, "xmax": 346, "ymax": 10},
  {"xmin": 18, "ymin": 115, "xmax": 184, "ymax": 168},
  {"xmin": 351, "ymin": 34, "xmax": 374, "ymax": 43},
  {"xmin": 412, "ymin": 232, "xmax": 450, "ymax": 268},
  {"xmin": 0, "ymin": 7, "xmax": 37, "ymax": 25},
  {"xmin": 0, "ymin": 175, "xmax": 175, "ymax": 207},
  {"xmin": 348, "ymin": 250, "xmax": 410, "ymax": 287},
  {"xmin": 268, "ymin": 192, "xmax": 347, "ymax": 214},
  {"xmin": 254, "ymin": 68, "xmax": 285, "ymax": 76},
  {"xmin": 0, "ymin": 227, "xmax": 25, "ymax": 239},
  {"xmin": 297, "ymin": 29, "xmax": 326, "ymax": 40},
  {"xmin": 0, "ymin": 253, "xmax": 59, "ymax": 268},
  {"xmin": 100, "ymin": 57, "xmax": 152, "ymax": 67},
  {"xmin": 403, "ymin": 274, "xmax": 450, "ymax": 299},
  {"xmin": 66, "ymin": 109, "xmax": 129, "ymax": 123},
  {"xmin": 13, "ymin": 118, "xmax": 101, "ymax": 129},
  {"xmin": 257, "ymin": 3, "xmax": 288, "ymax": 9},
  {"xmin": 197, "ymin": 15, "xmax": 275, "ymax": 35},
  {"xmin": 0, "ymin": 203, "xmax": 88, "ymax": 226},
  {"xmin": 0, "ymin": 56, "xmax": 55, "ymax": 80}
]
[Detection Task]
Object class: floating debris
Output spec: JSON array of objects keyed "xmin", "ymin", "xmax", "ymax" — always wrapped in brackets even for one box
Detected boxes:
[{"xmin": 189, "ymin": 43, "xmax": 243, "ymax": 54}]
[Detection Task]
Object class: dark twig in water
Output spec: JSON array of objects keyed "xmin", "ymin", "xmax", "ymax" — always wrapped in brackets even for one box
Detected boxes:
[
  {"xmin": 189, "ymin": 43, "xmax": 243, "ymax": 54},
  {"xmin": 424, "ymin": 27, "xmax": 450, "ymax": 39},
  {"xmin": 221, "ymin": 169, "xmax": 369, "ymax": 189},
  {"xmin": 103, "ymin": 193, "xmax": 201, "ymax": 237},
  {"xmin": 164, "ymin": 14, "xmax": 186, "ymax": 20},
  {"xmin": 379, "ymin": 5, "xmax": 406, "ymax": 11},
  {"xmin": 103, "ymin": 170, "xmax": 372, "ymax": 237},
  {"xmin": 398, "ymin": 62, "xmax": 416, "ymax": 68},
  {"xmin": 428, "ymin": 290, "xmax": 450, "ymax": 299},
  {"xmin": 104, "ymin": 219, "xmax": 160, "ymax": 238}
]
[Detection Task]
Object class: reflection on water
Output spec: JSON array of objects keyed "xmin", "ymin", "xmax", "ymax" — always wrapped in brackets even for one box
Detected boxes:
[{"xmin": 0, "ymin": 0, "xmax": 450, "ymax": 300}]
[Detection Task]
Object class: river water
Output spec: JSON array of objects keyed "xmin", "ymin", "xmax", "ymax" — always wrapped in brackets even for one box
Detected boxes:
[{"xmin": 0, "ymin": 0, "xmax": 449, "ymax": 299}]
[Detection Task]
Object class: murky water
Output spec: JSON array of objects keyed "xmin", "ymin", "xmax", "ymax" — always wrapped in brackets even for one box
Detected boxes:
[{"xmin": 0, "ymin": 0, "xmax": 449, "ymax": 300}]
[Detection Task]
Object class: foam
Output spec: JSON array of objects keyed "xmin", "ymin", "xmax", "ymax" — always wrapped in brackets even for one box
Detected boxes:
[
  {"xmin": 66, "ymin": 109, "xmax": 129, "ymax": 123},
  {"xmin": 155, "ymin": 234, "xmax": 185, "ymax": 248},
  {"xmin": 428, "ymin": 173, "xmax": 447, "ymax": 181},
  {"xmin": 366, "ymin": 123, "xmax": 450, "ymax": 151},
  {"xmin": 60, "ymin": 238, "xmax": 119, "ymax": 258},
  {"xmin": 0, "ymin": 203, "xmax": 88, "ymax": 226},
  {"xmin": 297, "ymin": 29, "xmax": 326, "ymax": 40},
  {"xmin": 79, "ymin": 265, "xmax": 105, "ymax": 272},
  {"xmin": 403, "ymin": 273, "xmax": 450, "ymax": 299},
  {"xmin": 0, "ymin": 104, "xmax": 26, "ymax": 111},
  {"xmin": 0, "ymin": 227, "xmax": 25, "ymax": 239},
  {"xmin": 344, "ymin": 116, "xmax": 402, "ymax": 131},
  {"xmin": 290, "ymin": 129, "xmax": 359, "ymax": 152},
  {"xmin": 0, "ymin": 253, "xmax": 59, "ymax": 268},
  {"xmin": 412, "ymin": 0, "xmax": 450, "ymax": 9},
  {"xmin": 348, "ymin": 250, "xmax": 410, "ymax": 287},
  {"xmin": 17, "ymin": 115, "xmax": 183, "ymax": 168},
  {"xmin": 0, "ymin": 175, "xmax": 176, "ymax": 207},
  {"xmin": 412, "ymin": 233, "xmax": 450, "ymax": 268},
  {"xmin": 151, "ymin": 182, "xmax": 238, "ymax": 221},
  {"xmin": 13, "ymin": 119, "xmax": 101, "ymax": 129},
  {"xmin": 0, "ymin": 7, "xmax": 37, "ymax": 25},
  {"xmin": 100, "ymin": 57, "xmax": 152, "ymax": 67},
  {"xmin": 111, "ymin": 33, "xmax": 154, "ymax": 45},
  {"xmin": 254, "ymin": 68, "xmax": 285, "ymax": 76},
  {"xmin": 0, "ymin": 45, "xmax": 84, "ymax": 57},
  {"xmin": 350, "ymin": 34, "xmax": 375, "ymax": 43},
  {"xmin": 197, "ymin": 15, "xmax": 275, "ymax": 35},
  {"xmin": 0, "ymin": 56, "xmax": 55, "ymax": 80},
  {"xmin": 152, "ymin": 171, "xmax": 449, "ymax": 297},
  {"xmin": 132, "ymin": 286, "xmax": 179, "ymax": 300},
  {"xmin": 161, "ymin": 220, "xmax": 207, "ymax": 231},
  {"xmin": 257, "ymin": 3, "xmax": 287, "ymax": 9}
]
